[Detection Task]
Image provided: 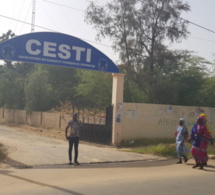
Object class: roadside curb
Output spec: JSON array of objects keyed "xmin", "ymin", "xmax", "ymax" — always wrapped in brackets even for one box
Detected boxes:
[{"xmin": 208, "ymin": 155, "xmax": 215, "ymax": 159}]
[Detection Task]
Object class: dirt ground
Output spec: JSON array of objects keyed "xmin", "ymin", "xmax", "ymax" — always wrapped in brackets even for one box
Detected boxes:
[
  {"xmin": 7, "ymin": 123, "xmax": 67, "ymax": 141},
  {"xmin": 5, "ymin": 123, "xmax": 107, "ymax": 147},
  {"xmin": 0, "ymin": 124, "xmax": 67, "ymax": 168}
]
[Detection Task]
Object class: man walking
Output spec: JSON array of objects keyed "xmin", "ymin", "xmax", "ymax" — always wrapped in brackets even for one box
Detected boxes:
[{"xmin": 65, "ymin": 113, "xmax": 82, "ymax": 165}]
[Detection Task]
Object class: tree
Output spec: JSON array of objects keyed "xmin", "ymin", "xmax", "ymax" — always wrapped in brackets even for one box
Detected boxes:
[
  {"xmin": 42, "ymin": 66, "xmax": 79, "ymax": 107},
  {"xmin": 0, "ymin": 60, "xmax": 36, "ymax": 109},
  {"xmin": 145, "ymin": 50, "xmax": 209, "ymax": 105},
  {"xmin": 85, "ymin": 0, "xmax": 190, "ymax": 99},
  {"xmin": 123, "ymin": 79, "xmax": 146, "ymax": 103},
  {"xmin": 0, "ymin": 30, "xmax": 16, "ymax": 69},
  {"xmin": 24, "ymin": 65, "xmax": 81, "ymax": 112},
  {"xmin": 200, "ymin": 77, "xmax": 215, "ymax": 107},
  {"xmin": 0, "ymin": 67, "xmax": 25, "ymax": 109},
  {"xmin": 76, "ymin": 70, "xmax": 112, "ymax": 110},
  {"xmin": 25, "ymin": 68, "xmax": 54, "ymax": 112},
  {"xmin": 0, "ymin": 30, "xmax": 15, "ymax": 41}
]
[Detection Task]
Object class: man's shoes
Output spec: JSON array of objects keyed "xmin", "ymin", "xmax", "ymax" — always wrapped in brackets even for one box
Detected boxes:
[
  {"xmin": 69, "ymin": 162, "xmax": 73, "ymax": 165},
  {"xmin": 74, "ymin": 161, "xmax": 80, "ymax": 166},
  {"xmin": 176, "ymin": 161, "xmax": 182, "ymax": 164}
]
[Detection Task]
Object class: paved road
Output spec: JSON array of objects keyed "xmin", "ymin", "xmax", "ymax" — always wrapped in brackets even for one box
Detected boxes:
[
  {"xmin": 1, "ymin": 125, "xmax": 215, "ymax": 195},
  {"xmin": 0, "ymin": 125, "xmax": 165, "ymax": 168},
  {"xmin": 1, "ymin": 159, "xmax": 215, "ymax": 195}
]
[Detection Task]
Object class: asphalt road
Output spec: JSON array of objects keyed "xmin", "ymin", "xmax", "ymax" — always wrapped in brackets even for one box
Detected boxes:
[
  {"xmin": 1, "ymin": 159, "xmax": 215, "ymax": 195},
  {"xmin": 1, "ymin": 125, "xmax": 215, "ymax": 195}
]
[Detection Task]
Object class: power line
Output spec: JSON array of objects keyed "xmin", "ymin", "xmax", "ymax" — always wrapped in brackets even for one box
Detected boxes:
[
  {"xmin": 190, "ymin": 36, "xmax": 215, "ymax": 43},
  {"xmin": 42, "ymin": 0, "xmax": 85, "ymax": 12},
  {"xmin": 14, "ymin": 0, "xmax": 26, "ymax": 32},
  {"xmin": 0, "ymin": 14, "xmax": 55, "ymax": 32},
  {"xmin": 0, "ymin": 14, "xmax": 112, "ymax": 48},
  {"xmin": 43, "ymin": 0, "xmax": 215, "ymax": 35},
  {"xmin": 1, "ymin": 2, "xmax": 215, "ymax": 48},
  {"xmin": 179, "ymin": 17, "xmax": 215, "ymax": 34},
  {"xmin": 19, "ymin": 2, "xmax": 32, "ymax": 34},
  {"xmin": 38, "ymin": 0, "xmax": 61, "ymax": 32},
  {"xmin": 0, "ymin": 13, "xmax": 215, "ymax": 48}
]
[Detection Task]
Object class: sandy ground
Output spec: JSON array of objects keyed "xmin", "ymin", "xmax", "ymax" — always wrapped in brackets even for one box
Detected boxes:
[
  {"xmin": 7, "ymin": 124, "xmax": 67, "ymax": 141},
  {"xmin": 5, "ymin": 123, "xmax": 108, "ymax": 147},
  {"xmin": 0, "ymin": 124, "xmax": 67, "ymax": 168},
  {"xmin": 1, "ymin": 124, "xmax": 167, "ymax": 169}
]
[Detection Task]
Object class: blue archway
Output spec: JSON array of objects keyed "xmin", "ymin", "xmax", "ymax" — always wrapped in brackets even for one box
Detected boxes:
[{"xmin": 0, "ymin": 32, "xmax": 119, "ymax": 73}]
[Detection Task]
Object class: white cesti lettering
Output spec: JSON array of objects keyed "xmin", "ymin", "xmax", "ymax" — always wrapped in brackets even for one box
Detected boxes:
[
  {"xmin": 72, "ymin": 46, "xmax": 85, "ymax": 61},
  {"xmin": 86, "ymin": 49, "xmax": 91, "ymax": 62},
  {"xmin": 26, "ymin": 39, "xmax": 41, "ymax": 55},
  {"xmin": 58, "ymin": 44, "xmax": 71, "ymax": 59},
  {"xmin": 25, "ymin": 39, "xmax": 92, "ymax": 62},
  {"xmin": 43, "ymin": 41, "xmax": 57, "ymax": 58}
]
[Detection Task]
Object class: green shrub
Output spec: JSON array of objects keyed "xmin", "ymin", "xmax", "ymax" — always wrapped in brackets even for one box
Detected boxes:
[
  {"xmin": 120, "ymin": 138, "xmax": 215, "ymax": 158},
  {"xmin": 120, "ymin": 138, "xmax": 175, "ymax": 148},
  {"xmin": 131, "ymin": 144, "xmax": 178, "ymax": 158}
]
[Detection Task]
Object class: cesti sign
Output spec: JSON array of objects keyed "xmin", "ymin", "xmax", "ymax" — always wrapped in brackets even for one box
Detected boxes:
[{"xmin": 0, "ymin": 32, "xmax": 120, "ymax": 73}]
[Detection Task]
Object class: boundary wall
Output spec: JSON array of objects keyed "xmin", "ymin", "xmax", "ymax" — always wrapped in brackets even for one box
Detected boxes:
[
  {"xmin": 1, "ymin": 104, "xmax": 215, "ymax": 143},
  {"xmin": 0, "ymin": 108, "xmax": 105, "ymax": 130},
  {"xmin": 118, "ymin": 103, "xmax": 215, "ymax": 141}
]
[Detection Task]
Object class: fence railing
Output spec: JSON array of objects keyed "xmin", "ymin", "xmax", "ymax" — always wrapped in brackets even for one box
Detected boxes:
[{"xmin": 0, "ymin": 108, "xmax": 106, "ymax": 130}]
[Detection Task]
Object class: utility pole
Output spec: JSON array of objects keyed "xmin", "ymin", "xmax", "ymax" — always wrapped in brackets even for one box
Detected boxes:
[{"xmin": 31, "ymin": 0, "xmax": 36, "ymax": 32}]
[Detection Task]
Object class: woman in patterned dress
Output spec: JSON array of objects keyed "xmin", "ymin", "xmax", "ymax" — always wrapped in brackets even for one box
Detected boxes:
[{"xmin": 190, "ymin": 116, "xmax": 211, "ymax": 169}]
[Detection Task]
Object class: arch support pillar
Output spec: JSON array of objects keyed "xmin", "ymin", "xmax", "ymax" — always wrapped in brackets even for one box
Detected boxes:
[{"xmin": 111, "ymin": 73, "xmax": 125, "ymax": 146}]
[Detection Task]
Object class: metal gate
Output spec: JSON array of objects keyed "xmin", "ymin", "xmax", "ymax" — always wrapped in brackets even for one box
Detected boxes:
[{"xmin": 81, "ymin": 106, "xmax": 113, "ymax": 145}]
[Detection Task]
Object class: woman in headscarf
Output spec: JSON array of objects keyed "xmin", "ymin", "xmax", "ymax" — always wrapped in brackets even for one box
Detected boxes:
[
  {"xmin": 199, "ymin": 114, "xmax": 213, "ymax": 166},
  {"xmin": 191, "ymin": 116, "xmax": 212, "ymax": 169},
  {"xmin": 200, "ymin": 113, "xmax": 213, "ymax": 145},
  {"xmin": 175, "ymin": 118, "xmax": 189, "ymax": 164}
]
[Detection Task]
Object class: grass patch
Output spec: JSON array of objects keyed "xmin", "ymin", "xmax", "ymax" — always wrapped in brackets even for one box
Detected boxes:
[
  {"xmin": 120, "ymin": 138, "xmax": 215, "ymax": 158},
  {"xmin": 207, "ymin": 144, "xmax": 215, "ymax": 155},
  {"xmin": 120, "ymin": 138, "xmax": 175, "ymax": 148},
  {"xmin": 120, "ymin": 138, "xmax": 178, "ymax": 158},
  {"xmin": 131, "ymin": 144, "xmax": 178, "ymax": 158}
]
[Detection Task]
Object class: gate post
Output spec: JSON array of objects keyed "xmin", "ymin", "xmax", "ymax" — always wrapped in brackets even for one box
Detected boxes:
[{"xmin": 112, "ymin": 73, "xmax": 125, "ymax": 146}]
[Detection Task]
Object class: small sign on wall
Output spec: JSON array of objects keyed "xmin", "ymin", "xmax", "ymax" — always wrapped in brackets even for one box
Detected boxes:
[{"xmin": 116, "ymin": 103, "xmax": 122, "ymax": 123}]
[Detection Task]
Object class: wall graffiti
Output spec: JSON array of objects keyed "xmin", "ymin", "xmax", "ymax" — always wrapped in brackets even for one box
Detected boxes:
[
  {"xmin": 158, "ymin": 118, "xmax": 178, "ymax": 126},
  {"xmin": 126, "ymin": 110, "xmax": 140, "ymax": 118}
]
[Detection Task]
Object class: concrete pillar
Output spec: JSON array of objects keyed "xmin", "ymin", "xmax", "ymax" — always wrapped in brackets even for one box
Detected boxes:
[{"xmin": 112, "ymin": 73, "xmax": 125, "ymax": 146}]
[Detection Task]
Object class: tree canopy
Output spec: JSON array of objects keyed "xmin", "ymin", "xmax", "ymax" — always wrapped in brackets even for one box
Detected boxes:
[
  {"xmin": 1, "ymin": 0, "xmax": 215, "ymax": 114},
  {"xmin": 86, "ymin": 0, "xmax": 190, "ymax": 45},
  {"xmin": 85, "ymin": 0, "xmax": 190, "ymax": 93}
]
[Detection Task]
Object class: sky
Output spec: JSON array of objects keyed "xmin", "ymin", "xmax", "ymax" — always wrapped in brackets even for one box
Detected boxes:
[{"xmin": 0, "ymin": 0, "xmax": 215, "ymax": 64}]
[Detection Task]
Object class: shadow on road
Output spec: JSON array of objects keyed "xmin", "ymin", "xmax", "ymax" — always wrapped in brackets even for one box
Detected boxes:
[
  {"xmin": 186, "ymin": 162, "xmax": 215, "ymax": 173},
  {"xmin": 0, "ymin": 169, "xmax": 83, "ymax": 195}
]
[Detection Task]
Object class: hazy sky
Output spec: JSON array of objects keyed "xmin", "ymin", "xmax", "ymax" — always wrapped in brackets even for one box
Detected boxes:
[{"xmin": 0, "ymin": 0, "xmax": 215, "ymax": 64}]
